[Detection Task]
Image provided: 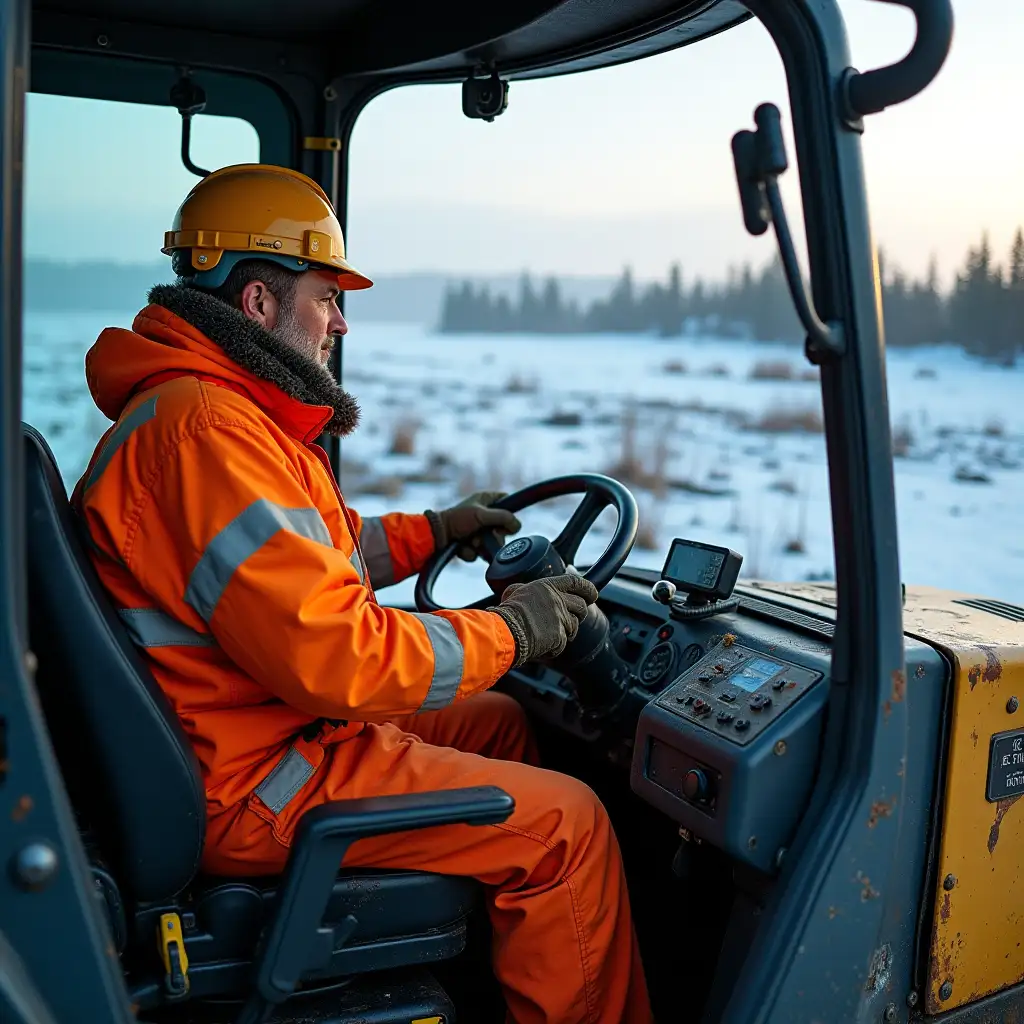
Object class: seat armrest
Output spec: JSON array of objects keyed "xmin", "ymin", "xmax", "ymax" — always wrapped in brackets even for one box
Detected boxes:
[{"xmin": 238, "ymin": 786, "xmax": 514, "ymax": 1022}]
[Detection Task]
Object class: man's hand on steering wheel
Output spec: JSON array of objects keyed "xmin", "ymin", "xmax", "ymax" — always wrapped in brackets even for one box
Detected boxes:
[{"xmin": 425, "ymin": 491, "xmax": 522, "ymax": 563}]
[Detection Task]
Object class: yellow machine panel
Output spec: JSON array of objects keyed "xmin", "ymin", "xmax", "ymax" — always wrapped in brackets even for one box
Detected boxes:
[
  {"xmin": 901, "ymin": 591, "xmax": 1024, "ymax": 1014},
  {"xmin": 747, "ymin": 582, "xmax": 1024, "ymax": 1014}
]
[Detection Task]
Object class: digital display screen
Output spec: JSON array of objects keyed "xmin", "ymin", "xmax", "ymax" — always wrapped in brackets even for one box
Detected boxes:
[
  {"xmin": 664, "ymin": 542, "xmax": 725, "ymax": 591},
  {"xmin": 730, "ymin": 657, "xmax": 783, "ymax": 693}
]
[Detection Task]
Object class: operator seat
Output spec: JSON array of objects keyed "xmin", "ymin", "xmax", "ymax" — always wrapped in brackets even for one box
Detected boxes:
[{"xmin": 22, "ymin": 423, "xmax": 499, "ymax": 1021}]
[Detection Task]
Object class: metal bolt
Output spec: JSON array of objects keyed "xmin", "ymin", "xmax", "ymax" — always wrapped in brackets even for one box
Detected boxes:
[
  {"xmin": 939, "ymin": 981, "xmax": 952, "ymax": 1001},
  {"xmin": 96, "ymin": 34, "xmax": 109, "ymax": 47},
  {"xmin": 197, "ymin": 255, "xmax": 208, "ymax": 264},
  {"xmin": 943, "ymin": 873, "xmax": 956, "ymax": 891},
  {"xmin": 1008, "ymin": 697, "xmax": 1019, "ymax": 714},
  {"xmin": 883, "ymin": 1003, "xmax": 897, "ymax": 1022},
  {"xmin": 906, "ymin": 991, "xmax": 918, "ymax": 1008},
  {"xmin": 773, "ymin": 740, "xmax": 787, "ymax": 756},
  {"xmin": 11, "ymin": 842, "xmax": 58, "ymax": 891}
]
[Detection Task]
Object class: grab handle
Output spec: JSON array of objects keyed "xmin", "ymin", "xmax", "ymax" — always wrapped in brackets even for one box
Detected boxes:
[{"xmin": 843, "ymin": 0, "xmax": 953, "ymax": 117}]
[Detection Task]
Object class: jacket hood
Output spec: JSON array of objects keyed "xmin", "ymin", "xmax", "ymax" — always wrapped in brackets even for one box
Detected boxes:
[{"xmin": 85, "ymin": 282, "xmax": 360, "ymax": 439}]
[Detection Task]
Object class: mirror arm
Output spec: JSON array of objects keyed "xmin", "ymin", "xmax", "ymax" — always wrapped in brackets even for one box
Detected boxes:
[
  {"xmin": 170, "ymin": 71, "xmax": 211, "ymax": 179},
  {"xmin": 731, "ymin": 103, "xmax": 845, "ymax": 364}
]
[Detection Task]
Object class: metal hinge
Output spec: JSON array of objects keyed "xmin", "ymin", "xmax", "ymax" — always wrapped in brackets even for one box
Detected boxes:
[{"xmin": 304, "ymin": 136, "xmax": 341, "ymax": 152}]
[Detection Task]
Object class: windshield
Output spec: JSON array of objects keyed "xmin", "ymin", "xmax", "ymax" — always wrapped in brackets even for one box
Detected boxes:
[
  {"xmin": 344, "ymin": 21, "xmax": 825, "ymax": 609},
  {"xmin": 342, "ymin": 4, "xmax": 1021, "ymax": 610}
]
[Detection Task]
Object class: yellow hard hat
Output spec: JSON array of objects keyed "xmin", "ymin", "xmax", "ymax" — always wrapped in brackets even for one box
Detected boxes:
[{"xmin": 162, "ymin": 163, "xmax": 372, "ymax": 290}]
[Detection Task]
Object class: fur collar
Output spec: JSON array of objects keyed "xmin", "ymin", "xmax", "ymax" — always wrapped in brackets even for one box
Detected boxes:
[{"xmin": 147, "ymin": 283, "xmax": 360, "ymax": 437}]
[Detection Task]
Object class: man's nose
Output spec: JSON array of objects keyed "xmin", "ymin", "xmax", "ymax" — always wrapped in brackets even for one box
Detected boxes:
[{"xmin": 330, "ymin": 304, "xmax": 349, "ymax": 337}]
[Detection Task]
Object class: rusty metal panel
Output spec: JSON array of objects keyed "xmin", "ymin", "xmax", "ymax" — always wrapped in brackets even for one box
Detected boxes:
[
  {"xmin": 744, "ymin": 582, "xmax": 1024, "ymax": 1013},
  {"xmin": 892, "ymin": 590, "xmax": 1024, "ymax": 1015}
]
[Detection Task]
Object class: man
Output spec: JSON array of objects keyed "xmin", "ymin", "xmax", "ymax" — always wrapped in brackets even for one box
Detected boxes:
[{"xmin": 74, "ymin": 163, "xmax": 652, "ymax": 1024}]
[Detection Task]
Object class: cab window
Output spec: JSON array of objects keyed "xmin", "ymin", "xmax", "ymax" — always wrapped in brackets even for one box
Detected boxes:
[
  {"xmin": 345, "ymin": 14, "xmax": 1019, "ymax": 610},
  {"xmin": 22, "ymin": 93, "xmax": 259, "ymax": 485},
  {"xmin": 344, "ymin": 26, "xmax": 832, "ymax": 609}
]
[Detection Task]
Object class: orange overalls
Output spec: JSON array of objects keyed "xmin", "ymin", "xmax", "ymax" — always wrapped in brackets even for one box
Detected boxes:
[{"xmin": 75, "ymin": 297, "xmax": 652, "ymax": 1024}]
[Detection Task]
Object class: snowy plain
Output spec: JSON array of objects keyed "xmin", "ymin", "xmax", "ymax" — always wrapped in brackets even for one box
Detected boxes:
[{"xmin": 24, "ymin": 311, "xmax": 1024, "ymax": 610}]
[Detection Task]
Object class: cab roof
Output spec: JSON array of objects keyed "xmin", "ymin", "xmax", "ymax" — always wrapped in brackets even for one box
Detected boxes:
[{"xmin": 33, "ymin": 0, "xmax": 750, "ymax": 84}]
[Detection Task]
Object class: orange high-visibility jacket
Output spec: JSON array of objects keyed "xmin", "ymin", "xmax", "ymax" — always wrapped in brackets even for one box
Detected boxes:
[{"xmin": 74, "ymin": 288, "xmax": 516, "ymax": 835}]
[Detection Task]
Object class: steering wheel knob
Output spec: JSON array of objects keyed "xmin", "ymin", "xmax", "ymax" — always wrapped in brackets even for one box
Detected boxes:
[
  {"xmin": 495, "ymin": 537, "xmax": 533, "ymax": 563},
  {"xmin": 485, "ymin": 535, "xmax": 566, "ymax": 596}
]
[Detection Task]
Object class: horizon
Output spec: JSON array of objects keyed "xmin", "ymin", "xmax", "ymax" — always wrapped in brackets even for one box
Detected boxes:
[{"xmin": 24, "ymin": 223, "xmax": 1024, "ymax": 295}]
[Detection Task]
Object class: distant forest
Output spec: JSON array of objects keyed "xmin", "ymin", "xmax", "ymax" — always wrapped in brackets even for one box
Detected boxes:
[{"xmin": 439, "ymin": 229, "xmax": 1024, "ymax": 363}]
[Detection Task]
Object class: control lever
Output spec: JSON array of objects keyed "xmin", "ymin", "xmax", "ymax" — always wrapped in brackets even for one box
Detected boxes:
[{"xmin": 671, "ymin": 828, "xmax": 702, "ymax": 881}]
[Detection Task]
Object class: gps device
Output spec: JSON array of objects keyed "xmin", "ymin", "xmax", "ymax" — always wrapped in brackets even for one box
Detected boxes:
[{"xmin": 661, "ymin": 538, "xmax": 742, "ymax": 602}]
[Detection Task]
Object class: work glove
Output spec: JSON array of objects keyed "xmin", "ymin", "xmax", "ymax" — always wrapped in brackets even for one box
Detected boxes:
[
  {"xmin": 425, "ymin": 491, "xmax": 522, "ymax": 562},
  {"xmin": 490, "ymin": 573, "xmax": 600, "ymax": 668}
]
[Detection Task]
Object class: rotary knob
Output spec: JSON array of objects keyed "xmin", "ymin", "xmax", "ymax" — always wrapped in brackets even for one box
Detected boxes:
[{"xmin": 682, "ymin": 768, "xmax": 709, "ymax": 802}]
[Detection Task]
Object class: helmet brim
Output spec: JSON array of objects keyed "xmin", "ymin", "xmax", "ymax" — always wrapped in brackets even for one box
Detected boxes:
[{"xmin": 332, "ymin": 257, "xmax": 373, "ymax": 291}]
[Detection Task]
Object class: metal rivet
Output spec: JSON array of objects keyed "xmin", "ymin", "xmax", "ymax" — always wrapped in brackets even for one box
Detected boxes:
[
  {"xmin": 939, "ymin": 981, "xmax": 953, "ymax": 1001},
  {"xmin": 906, "ymin": 991, "xmax": 918, "ymax": 1008},
  {"xmin": 774, "ymin": 740, "xmax": 787, "ymax": 756},
  {"xmin": 96, "ymin": 34, "xmax": 109, "ymax": 47},
  {"xmin": 943, "ymin": 873, "xmax": 956, "ymax": 891},
  {"xmin": 11, "ymin": 842, "xmax": 59, "ymax": 891},
  {"xmin": 883, "ymin": 1003, "xmax": 897, "ymax": 1022},
  {"xmin": 1008, "ymin": 697, "xmax": 1019, "ymax": 714},
  {"xmin": 197, "ymin": 255, "xmax": 208, "ymax": 264}
]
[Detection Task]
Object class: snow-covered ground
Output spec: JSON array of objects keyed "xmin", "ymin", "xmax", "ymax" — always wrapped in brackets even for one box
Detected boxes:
[{"xmin": 24, "ymin": 311, "xmax": 1024, "ymax": 609}]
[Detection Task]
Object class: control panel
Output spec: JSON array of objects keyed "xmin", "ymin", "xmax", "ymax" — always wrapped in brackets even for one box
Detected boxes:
[
  {"xmin": 654, "ymin": 643, "xmax": 821, "ymax": 746},
  {"xmin": 631, "ymin": 640, "xmax": 829, "ymax": 873}
]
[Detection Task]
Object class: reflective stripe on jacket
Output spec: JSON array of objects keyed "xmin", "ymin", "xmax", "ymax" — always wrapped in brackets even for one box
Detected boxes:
[{"xmin": 74, "ymin": 301, "xmax": 516, "ymax": 828}]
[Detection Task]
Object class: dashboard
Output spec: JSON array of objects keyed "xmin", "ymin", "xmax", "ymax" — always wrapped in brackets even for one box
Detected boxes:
[{"xmin": 502, "ymin": 563, "xmax": 836, "ymax": 874}]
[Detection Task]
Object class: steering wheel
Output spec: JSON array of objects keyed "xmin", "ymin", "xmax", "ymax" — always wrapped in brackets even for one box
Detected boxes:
[{"xmin": 415, "ymin": 473, "xmax": 639, "ymax": 613}]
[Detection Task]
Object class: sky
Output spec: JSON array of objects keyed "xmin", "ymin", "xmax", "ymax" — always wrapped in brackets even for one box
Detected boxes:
[{"xmin": 23, "ymin": 0, "xmax": 1024, "ymax": 289}]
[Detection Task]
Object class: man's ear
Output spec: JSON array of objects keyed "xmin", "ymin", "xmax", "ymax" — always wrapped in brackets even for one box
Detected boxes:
[{"xmin": 238, "ymin": 280, "xmax": 279, "ymax": 329}]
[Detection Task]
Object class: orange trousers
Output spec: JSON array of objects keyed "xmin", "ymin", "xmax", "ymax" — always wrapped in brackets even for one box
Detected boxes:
[{"xmin": 207, "ymin": 691, "xmax": 653, "ymax": 1024}]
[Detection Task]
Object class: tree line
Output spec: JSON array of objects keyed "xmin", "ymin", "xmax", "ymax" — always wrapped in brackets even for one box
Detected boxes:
[{"xmin": 439, "ymin": 229, "xmax": 1024, "ymax": 363}]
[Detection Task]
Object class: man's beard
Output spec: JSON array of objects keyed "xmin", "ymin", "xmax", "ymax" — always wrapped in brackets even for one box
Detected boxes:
[{"xmin": 271, "ymin": 301, "xmax": 332, "ymax": 366}]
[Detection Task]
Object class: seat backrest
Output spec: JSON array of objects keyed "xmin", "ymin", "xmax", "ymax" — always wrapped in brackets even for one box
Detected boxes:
[{"xmin": 23, "ymin": 424, "xmax": 205, "ymax": 903}]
